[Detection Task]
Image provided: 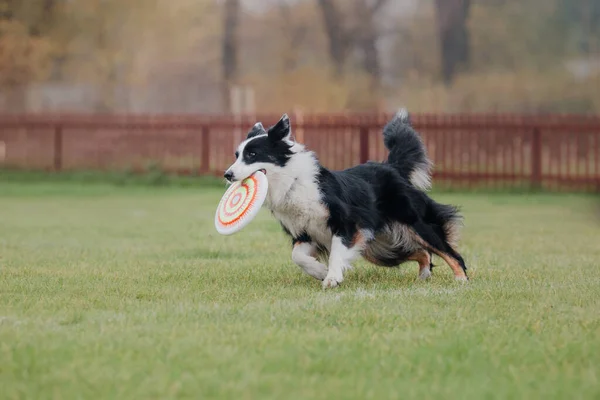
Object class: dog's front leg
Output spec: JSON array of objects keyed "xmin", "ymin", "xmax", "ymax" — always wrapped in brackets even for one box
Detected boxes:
[
  {"xmin": 291, "ymin": 242, "xmax": 328, "ymax": 281},
  {"xmin": 322, "ymin": 235, "xmax": 361, "ymax": 289}
]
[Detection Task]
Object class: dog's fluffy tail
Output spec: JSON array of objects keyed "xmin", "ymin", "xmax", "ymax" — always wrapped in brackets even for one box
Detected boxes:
[
  {"xmin": 383, "ymin": 108, "xmax": 432, "ymax": 191},
  {"xmin": 429, "ymin": 200, "xmax": 463, "ymax": 250}
]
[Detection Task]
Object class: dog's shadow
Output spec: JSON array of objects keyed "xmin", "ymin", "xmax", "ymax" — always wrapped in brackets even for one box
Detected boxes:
[{"xmin": 278, "ymin": 264, "xmax": 459, "ymax": 290}]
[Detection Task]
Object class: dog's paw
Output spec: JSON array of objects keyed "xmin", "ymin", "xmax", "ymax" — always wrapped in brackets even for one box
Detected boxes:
[
  {"xmin": 418, "ymin": 268, "xmax": 431, "ymax": 280},
  {"xmin": 322, "ymin": 275, "xmax": 342, "ymax": 289},
  {"xmin": 454, "ymin": 275, "xmax": 469, "ymax": 283},
  {"xmin": 310, "ymin": 267, "xmax": 328, "ymax": 281}
]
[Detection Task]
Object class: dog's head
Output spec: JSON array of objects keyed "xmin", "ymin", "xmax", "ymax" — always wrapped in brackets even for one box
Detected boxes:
[{"xmin": 224, "ymin": 114, "xmax": 295, "ymax": 182}]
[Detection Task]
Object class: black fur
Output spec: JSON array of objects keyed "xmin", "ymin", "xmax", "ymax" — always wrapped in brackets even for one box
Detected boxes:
[
  {"xmin": 247, "ymin": 123, "xmax": 266, "ymax": 139},
  {"xmin": 237, "ymin": 118, "xmax": 294, "ymax": 167},
  {"xmin": 267, "ymin": 114, "xmax": 291, "ymax": 142},
  {"xmin": 312, "ymin": 110, "xmax": 467, "ymax": 277},
  {"xmin": 383, "ymin": 109, "xmax": 431, "ymax": 189},
  {"xmin": 233, "ymin": 109, "xmax": 468, "ymax": 281},
  {"xmin": 241, "ymin": 136, "xmax": 294, "ymax": 167},
  {"xmin": 291, "ymin": 231, "xmax": 311, "ymax": 245},
  {"xmin": 315, "ymin": 160, "xmax": 467, "ymax": 275}
]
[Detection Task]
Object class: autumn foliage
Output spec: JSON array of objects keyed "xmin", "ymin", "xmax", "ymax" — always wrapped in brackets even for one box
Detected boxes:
[{"xmin": 0, "ymin": 0, "xmax": 598, "ymax": 114}]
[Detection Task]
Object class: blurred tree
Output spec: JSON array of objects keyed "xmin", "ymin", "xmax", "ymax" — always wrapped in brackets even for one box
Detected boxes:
[
  {"xmin": 0, "ymin": 0, "xmax": 55, "ymax": 111},
  {"xmin": 277, "ymin": 1, "xmax": 309, "ymax": 72},
  {"xmin": 434, "ymin": 0, "xmax": 471, "ymax": 84},
  {"xmin": 0, "ymin": 20, "xmax": 53, "ymax": 86},
  {"xmin": 2, "ymin": 0, "xmax": 598, "ymax": 114},
  {"xmin": 316, "ymin": 0, "xmax": 388, "ymax": 108},
  {"xmin": 28, "ymin": 0, "xmax": 55, "ymax": 37},
  {"xmin": 222, "ymin": 0, "xmax": 241, "ymax": 112},
  {"xmin": 0, "ymin": 0, "xmax": 13, "ymax": 20},
  {"xmin": 351, "ymin": 0, "xmax": 388, "ymax": 93},
  {"xmin": 56, "ymin": 0, "xmax": 136, "ymax": 111},
  {"xmin": 556, "ymin": 0, "xmax": 600, "ymax": 55},
  {"xmin": 114, "ymin": 0, "xmax": 220, "ymax": 113},
  {"xmin": 317, "ymin": 0, "xmax": 349, "ymax": 77},
  {"xmin": 468, "ymin": 0, "xmax": 578, "ymax": 72}
]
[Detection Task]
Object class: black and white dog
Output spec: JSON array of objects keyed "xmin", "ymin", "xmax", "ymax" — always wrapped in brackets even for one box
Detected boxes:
[{"xmin": 224, "ymin": 109, "xmax": 468, "ymax": 288}]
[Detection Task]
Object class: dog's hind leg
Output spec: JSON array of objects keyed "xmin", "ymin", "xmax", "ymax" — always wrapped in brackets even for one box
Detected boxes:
[
  {"xmin": 409, "ymin": 249, "xmax": 432, "ymax": 280},
  {"xmin": 292, "ymin": 242, "xmax": 328, "ymax": 281},
  {"xmin": 412, "ymin": 222, "xmax": 468, "ymax": 281},
  {"xmin": 435, "ymin": 251, "xmax": 468, "ymax": 282}
]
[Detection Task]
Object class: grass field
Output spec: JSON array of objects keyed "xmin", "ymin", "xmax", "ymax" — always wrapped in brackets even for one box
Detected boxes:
[{"xmin": 1, "ymin": 179, "xmax": 600, "ymax": 399}]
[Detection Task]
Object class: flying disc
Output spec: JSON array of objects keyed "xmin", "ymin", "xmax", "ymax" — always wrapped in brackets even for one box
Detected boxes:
[{"xmin": 215, "ymin": 171, "xmax": 268, "ymax": 235}]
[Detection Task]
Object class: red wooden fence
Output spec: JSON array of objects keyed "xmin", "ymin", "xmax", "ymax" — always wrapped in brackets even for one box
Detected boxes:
[{"xmin": 1, "ymin": 113, "xmax": 599, "ymax": 191}]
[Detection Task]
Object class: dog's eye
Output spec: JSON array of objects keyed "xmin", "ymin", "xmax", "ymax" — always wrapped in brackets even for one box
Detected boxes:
[
  {"xmin": 235, "ymin": 151, "xmax": 239, "ymax": 159},
  {"xmin": 248, "ymin": 152, "xmax": 256, "ymax": 158}
]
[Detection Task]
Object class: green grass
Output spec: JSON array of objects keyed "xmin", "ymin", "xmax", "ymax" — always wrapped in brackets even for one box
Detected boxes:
[
  {"xmin": 1, "ymin": 180, "xmax": 599, "ymax": 399},
  {"xmin": 0, "ymin": 167, "xmax": 225, "ymax": 189}
]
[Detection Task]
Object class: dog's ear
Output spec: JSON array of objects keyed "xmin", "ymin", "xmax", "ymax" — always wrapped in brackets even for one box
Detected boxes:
[
  {"xmin": 267, "ymin": 114, "xmax": 291, "ymax": 142},
  {"xmin": 247, "ymin": 122, "xmax": 265, "ymax": 139}
]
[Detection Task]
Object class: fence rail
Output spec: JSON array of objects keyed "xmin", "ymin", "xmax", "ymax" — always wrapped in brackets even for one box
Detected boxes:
[{"xmin": 1, "ymin": 113, "xmax": 599, "ymax": 191}]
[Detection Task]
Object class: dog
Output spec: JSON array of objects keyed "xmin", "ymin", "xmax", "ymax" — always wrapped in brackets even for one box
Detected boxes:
[{"xmin": 224, "ymin": 109, "xmax": 468, "ymax": 288}]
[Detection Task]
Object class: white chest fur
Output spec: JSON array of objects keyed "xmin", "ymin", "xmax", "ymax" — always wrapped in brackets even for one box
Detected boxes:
[
  {"xmin": 264, "ymin": 150, "xmax": 332, "ymax": 248},
  {"xmin": 271, "ymin": 197, "xmax": 331, "ymax": 249}
]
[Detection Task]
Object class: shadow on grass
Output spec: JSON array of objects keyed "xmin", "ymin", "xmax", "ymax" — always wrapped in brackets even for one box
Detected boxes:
[
  {"xmin": 269, "ymin": 264, "xmax": 458, "ymax": 291},
  {"xmin": 176, "ymin": 248, "xmax": 242, "ymax": 260}
]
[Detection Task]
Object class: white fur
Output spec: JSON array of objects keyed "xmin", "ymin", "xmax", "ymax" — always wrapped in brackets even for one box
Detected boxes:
[
  {"xmin": 409, "ymin": 165, "xmax": 432, "ymax": 191},
  {"xmin": 261, "ymin": 144, "xmax": 334, "ymax": 252},
  {"xmin": 444, "ymin": 217, "xmax": 463, "ymax": 249},
  {"xmin": 225, "ymin": 115, "xmax": 453, "ymax": 286},
  {"xmin": 225, "ymin": 134, "xmax": 268, "ymax": 181},
  {"xmin": 322, "ymin": 235, "xmax": 364, "ymax": 289},
  {"xmin": 418, "ymin": 267, "xmax": 432, "ymax": 280},
  {"xmin": 396, "ymin": 108, "xmax": 409, "ymax": 122},
  {"xmin": 227, "ymin": 133, "xmax": 387, "ymax": 289},
  {"xmin": 393, "ymin": 108, "xmax": 433, "ymax": 191},
  {"xmin": 226, "ymin": 137, "xmax": 334, "ymax": 254},
  {"xmin": 291, "ymin": 243, "xmax": 328, "ymax": 280},
  {"xmin": 225, "ymin": 122, "xmax": 293, "ymax": 183}
]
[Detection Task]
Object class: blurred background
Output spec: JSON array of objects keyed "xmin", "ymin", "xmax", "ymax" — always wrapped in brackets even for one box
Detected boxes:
[
  {"xmin": 1, "ymin": 0, "xmax": 599, "ymax": 115},
  {"xmin": 0, "ymin": 0, "xmax": 599, "ymax": 192}
]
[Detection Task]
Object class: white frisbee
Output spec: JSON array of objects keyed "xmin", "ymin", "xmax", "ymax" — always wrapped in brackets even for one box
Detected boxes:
[{"xmin": 215, "ymin": 171, "xmax": 268, "ymax": 235}]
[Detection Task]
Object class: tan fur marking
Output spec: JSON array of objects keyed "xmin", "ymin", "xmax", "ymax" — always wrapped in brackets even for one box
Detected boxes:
[
  {"xmin": 294, "ymin": 241, "xmax": 319, "ymax": 258},
  {"xmin": 408, "ymin": 250, "xmax": 431, "ymax": 273},
  {"xmin": 351, "ymin": 231, "xmax": 366, "ymax": 248},
  {"xmin": 410, "ymin": 235, "xmax": 466, "ymax": 279},
  {"xmin": 362, "ymin": 252, "xmax": 381, "ymax": 265},
  {"xmin": 435, "ymin": 251, "xmax": 467, "ymax": 279},
  {"xmin": 444, "ymin": 217, "xmax": 463, "ymax": 249}
]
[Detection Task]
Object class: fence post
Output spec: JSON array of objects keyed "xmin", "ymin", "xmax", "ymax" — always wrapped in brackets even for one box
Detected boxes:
[
  {"xmin": 531, "ymin": 127, "xmax": 542, "ymax": 189},
  {"xmin": 201, "ymin": 125, "xmax": 210, "ymax": 174},
  {"xmin": 293, "ymin": 108, "xmax": 304, "ymax": 143},
  {"xmin": 359, "ymin": 126, "xmax": 369, "ymax": 164},
  {"xmin": 53, "ymin": 125, "xmax": 63, "ymax": 171}
]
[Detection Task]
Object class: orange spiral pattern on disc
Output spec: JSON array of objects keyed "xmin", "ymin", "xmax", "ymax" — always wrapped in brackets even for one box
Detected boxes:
[
  {"xmin": 217, "ymin": 176, "xmax": 258, "ymax": 227},
  {"xmin": 215, "ymin": 171, "xmax": 268, "ymax": 235}
]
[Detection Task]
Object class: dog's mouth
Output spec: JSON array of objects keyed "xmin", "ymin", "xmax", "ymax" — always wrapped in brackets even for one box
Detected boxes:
[{"xmin": 226, "ymin": 169, "xmax": 266, "ymax": 184}]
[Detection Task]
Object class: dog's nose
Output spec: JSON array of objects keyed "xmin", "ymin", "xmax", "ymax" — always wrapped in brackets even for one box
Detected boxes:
[{"xmin": 224, "ymin": 171, "xmax": 234, "ymax": 181}]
